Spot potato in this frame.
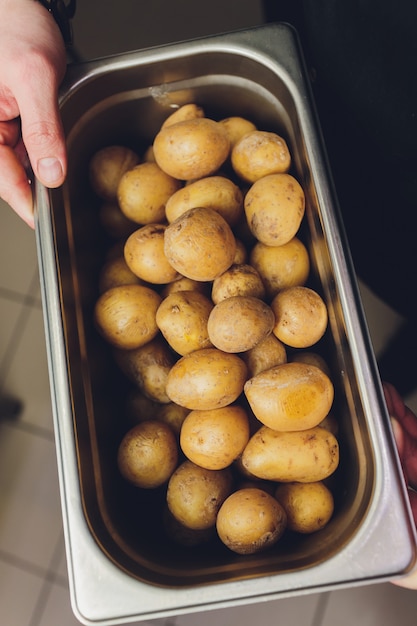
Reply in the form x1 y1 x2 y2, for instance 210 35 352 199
250 237 310 299
165 175 243 226
211 264 266 304
99 201 137 239
164 207 236 281
98 255 144 294
117 421 178 488
216 488 287 554
207 296 275 353
274 481 334 533
167 460 233 530
218 116 257 148
89 145 139 201
124 389 161 425
244 361 334 431
156 402 190 435
242 333 287 378
233 239 248 265
166 348 248 410
114 337 176 403
231 130 291 183
153 117 230 180
124 224 180 284
244 173 305 246
271 286 328 348
160 276 211 298
161 103 205 129
94 284 161 350
156 290 214 355
242 425 339 483
291 351 331 377
117 162 181 224
163 506 215 547
180 405 250 470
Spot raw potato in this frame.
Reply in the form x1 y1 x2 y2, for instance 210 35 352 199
153 117 231 180
244 173 305 246
231 130 291 182
274 481 334 533
250 237 310 299
161 103 205 129
163 506 215 547
165 175 244 226
291 351 331 377
94 284 161 350
98 255 143 294
244 361 334 431
117 161 181 224
211 264 266 304
89 145 139 201
164 207 237 281
218 116 257 148
242 425 339 483
167 460 233 530
117 421 178 488
156 290 213 355
156 402 190 435
271 286 328 348
113 337 176 403
216 488 287 554
161 276 210 297
180 405 250 470
99 201 137 239
207 296 275 353
124 224 180 284
242 333 287 378
166 348 248 410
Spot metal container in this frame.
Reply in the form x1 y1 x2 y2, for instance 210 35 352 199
35 23 416 626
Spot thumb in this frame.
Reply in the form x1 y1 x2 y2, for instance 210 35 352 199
17 84 67 189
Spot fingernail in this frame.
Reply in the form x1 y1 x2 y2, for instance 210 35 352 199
38 157 63 186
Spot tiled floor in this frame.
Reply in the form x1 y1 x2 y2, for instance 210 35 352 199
1 1 417 625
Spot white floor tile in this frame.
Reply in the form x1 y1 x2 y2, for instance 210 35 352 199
3 305 54 433
321 582 417 626
36 581 83 626
0 422 63 571
0 558 45 626
175 593 321 626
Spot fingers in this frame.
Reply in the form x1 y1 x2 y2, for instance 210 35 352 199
11 52 67 190
0 143 34 228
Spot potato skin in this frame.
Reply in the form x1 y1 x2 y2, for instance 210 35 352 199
271 286 328 348
250 237 310 299
89 145 139 201
211 264 266 304
124 224 180 284
231 130 291 183
216 488 287 554
166 348 248 410
242 333 287 378
244 173 305 246
117 161 180 224
94 284 161 350
244 361 334 431
207 295 275 353
165 175 244 226
274 481 334 533
164 207 236 281
117 421 178 488
180 405 250 470
153 117 230 180
242 425 339 483
167 460 233 530
156 290 214 356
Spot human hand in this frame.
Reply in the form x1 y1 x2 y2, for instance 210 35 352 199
383 381 417 589
0 0 67 228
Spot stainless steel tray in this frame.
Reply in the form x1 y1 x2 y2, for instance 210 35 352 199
34 23 416 626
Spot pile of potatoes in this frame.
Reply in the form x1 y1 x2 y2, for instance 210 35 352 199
90 103 340 555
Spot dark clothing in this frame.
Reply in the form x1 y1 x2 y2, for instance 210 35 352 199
263 1 417 394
